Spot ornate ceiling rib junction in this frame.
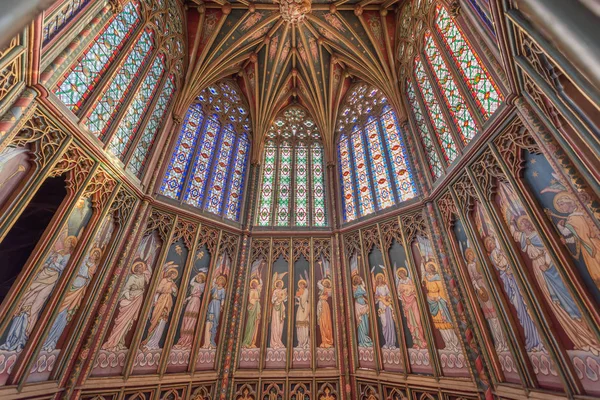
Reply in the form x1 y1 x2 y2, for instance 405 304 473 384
177 0 406 160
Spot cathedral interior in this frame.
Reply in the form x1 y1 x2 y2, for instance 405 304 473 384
0 0 599 399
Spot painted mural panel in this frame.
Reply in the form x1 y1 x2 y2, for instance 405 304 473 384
350 253 376 369
315 255 336 368
496 181 600 394
93 232 162 377
239 256 268 368
292 254 311 368
388 239 432 374
0 145 32 211
368 247 403 372
195 252 231 370
167 245 210 372
264 255 289 369
132 239 188 374
28 213 116 382
0 196 92 386
411 235 468 377
452 219 520 383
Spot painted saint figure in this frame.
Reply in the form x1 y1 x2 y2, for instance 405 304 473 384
1 236 78 351
269 273 288 349
202 275 227 349
295 278 310 349
464 248 508 352
43 247 103 352
241 276 263 348
102 260 150 352
395 267 426 349
352 275 373 347
421 262 461 352
373 271 397 349
142 264 179 350
317 277 334 348
173 271 206 349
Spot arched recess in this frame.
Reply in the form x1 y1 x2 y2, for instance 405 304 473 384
160 79 251 223
336 82 418 223
256 105 327 228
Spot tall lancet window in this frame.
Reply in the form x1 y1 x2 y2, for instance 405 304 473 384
405 3 503 181
336 83 417 223
49 0 185 179
257 106 327 227
160 80 251 222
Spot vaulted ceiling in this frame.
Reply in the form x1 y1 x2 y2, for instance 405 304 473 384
175 0 409 160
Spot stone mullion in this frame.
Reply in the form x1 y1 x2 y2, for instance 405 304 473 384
401 108 434 195
420 47 468 152
39 3 114 88
465 167 581 395
98 43 162 148
289 143 297 226
397 215 443 378
307 145 314 227
410 73 450 173
40 0 106 71
429 25 486 131
376 223 410 377
157 225 202 377
219 135 241 220
178 116 208 206
218 234 251 400
360 128 381 213
271 146 281 226
122 215 178 380
342 134 361 222
376 118 401 204
243 162 260 230
17 177 122 388
76 20 146 121
326 162 338 229
120 69 170 167
199 122 224 211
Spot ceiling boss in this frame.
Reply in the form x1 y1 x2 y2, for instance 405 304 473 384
276 0 312 24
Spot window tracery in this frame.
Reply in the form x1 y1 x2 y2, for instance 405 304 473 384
43 0 91 46
257 106 327 227
160 80 250 223
336 83 417 223
403 3 503 181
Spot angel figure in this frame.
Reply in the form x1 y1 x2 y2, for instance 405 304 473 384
270 271 288 349
295 271 310 349
142 262 179 350
173 269 206 349
316 257 334 348
371 267 396 349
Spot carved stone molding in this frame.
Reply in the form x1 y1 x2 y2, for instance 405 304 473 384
272 239 290 262
470 148 506 201
11 111 68 169
292 238 310 262
109 187 138 226
144 209 174 241
493 119 541 177
49 144 95 193
399 211 428 243
343 231 361 258
379 218 402 251
198 224 219 254
313 238 331 261
452 174 478 212
250 239 270 263
361 225 380 253
437 191 457 228
83 168 117 210
172 218 197 249
219 231 239 259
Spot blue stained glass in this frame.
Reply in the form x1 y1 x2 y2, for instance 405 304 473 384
364 121 394 210
338 134 357 222
350 130 375 216
161 104 204 198
184 117 220 207
224 134 249 221
205 127 235 215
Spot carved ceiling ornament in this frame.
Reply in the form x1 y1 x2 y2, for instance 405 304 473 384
275 0 312 24
397 0 434 81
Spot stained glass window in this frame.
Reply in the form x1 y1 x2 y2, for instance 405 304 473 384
43 0 90 45
160 80 250 222
54 1 140 111
435 5 502 117
336 83 417 223
467 0 495 35
256 106 327 227
85 29 155 138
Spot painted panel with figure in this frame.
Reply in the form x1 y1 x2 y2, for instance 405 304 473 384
411 235 468 377
239 255 268 368
368 246 402 372
167 244 210 372
0 196 93 386
196 252 231 370
315 254 335 368
349 253 376 369
28 213 116 382
497 181 600 394
388 239 432 374
292 254 311 368
264 254 289 369
0 145 32 212
452 218 520 383
472 200 560 389
93 232 162 377
132 238 188 374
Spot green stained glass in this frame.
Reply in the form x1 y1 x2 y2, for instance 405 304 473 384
406 81 445 179
258 141 276 226
86 29 154 138
295 142 308 226
424 33 478 143
414 58 459 164
108 54 165 160
435 5 502 117
276 141 292 226
128 76 175 178
312 142 326 227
